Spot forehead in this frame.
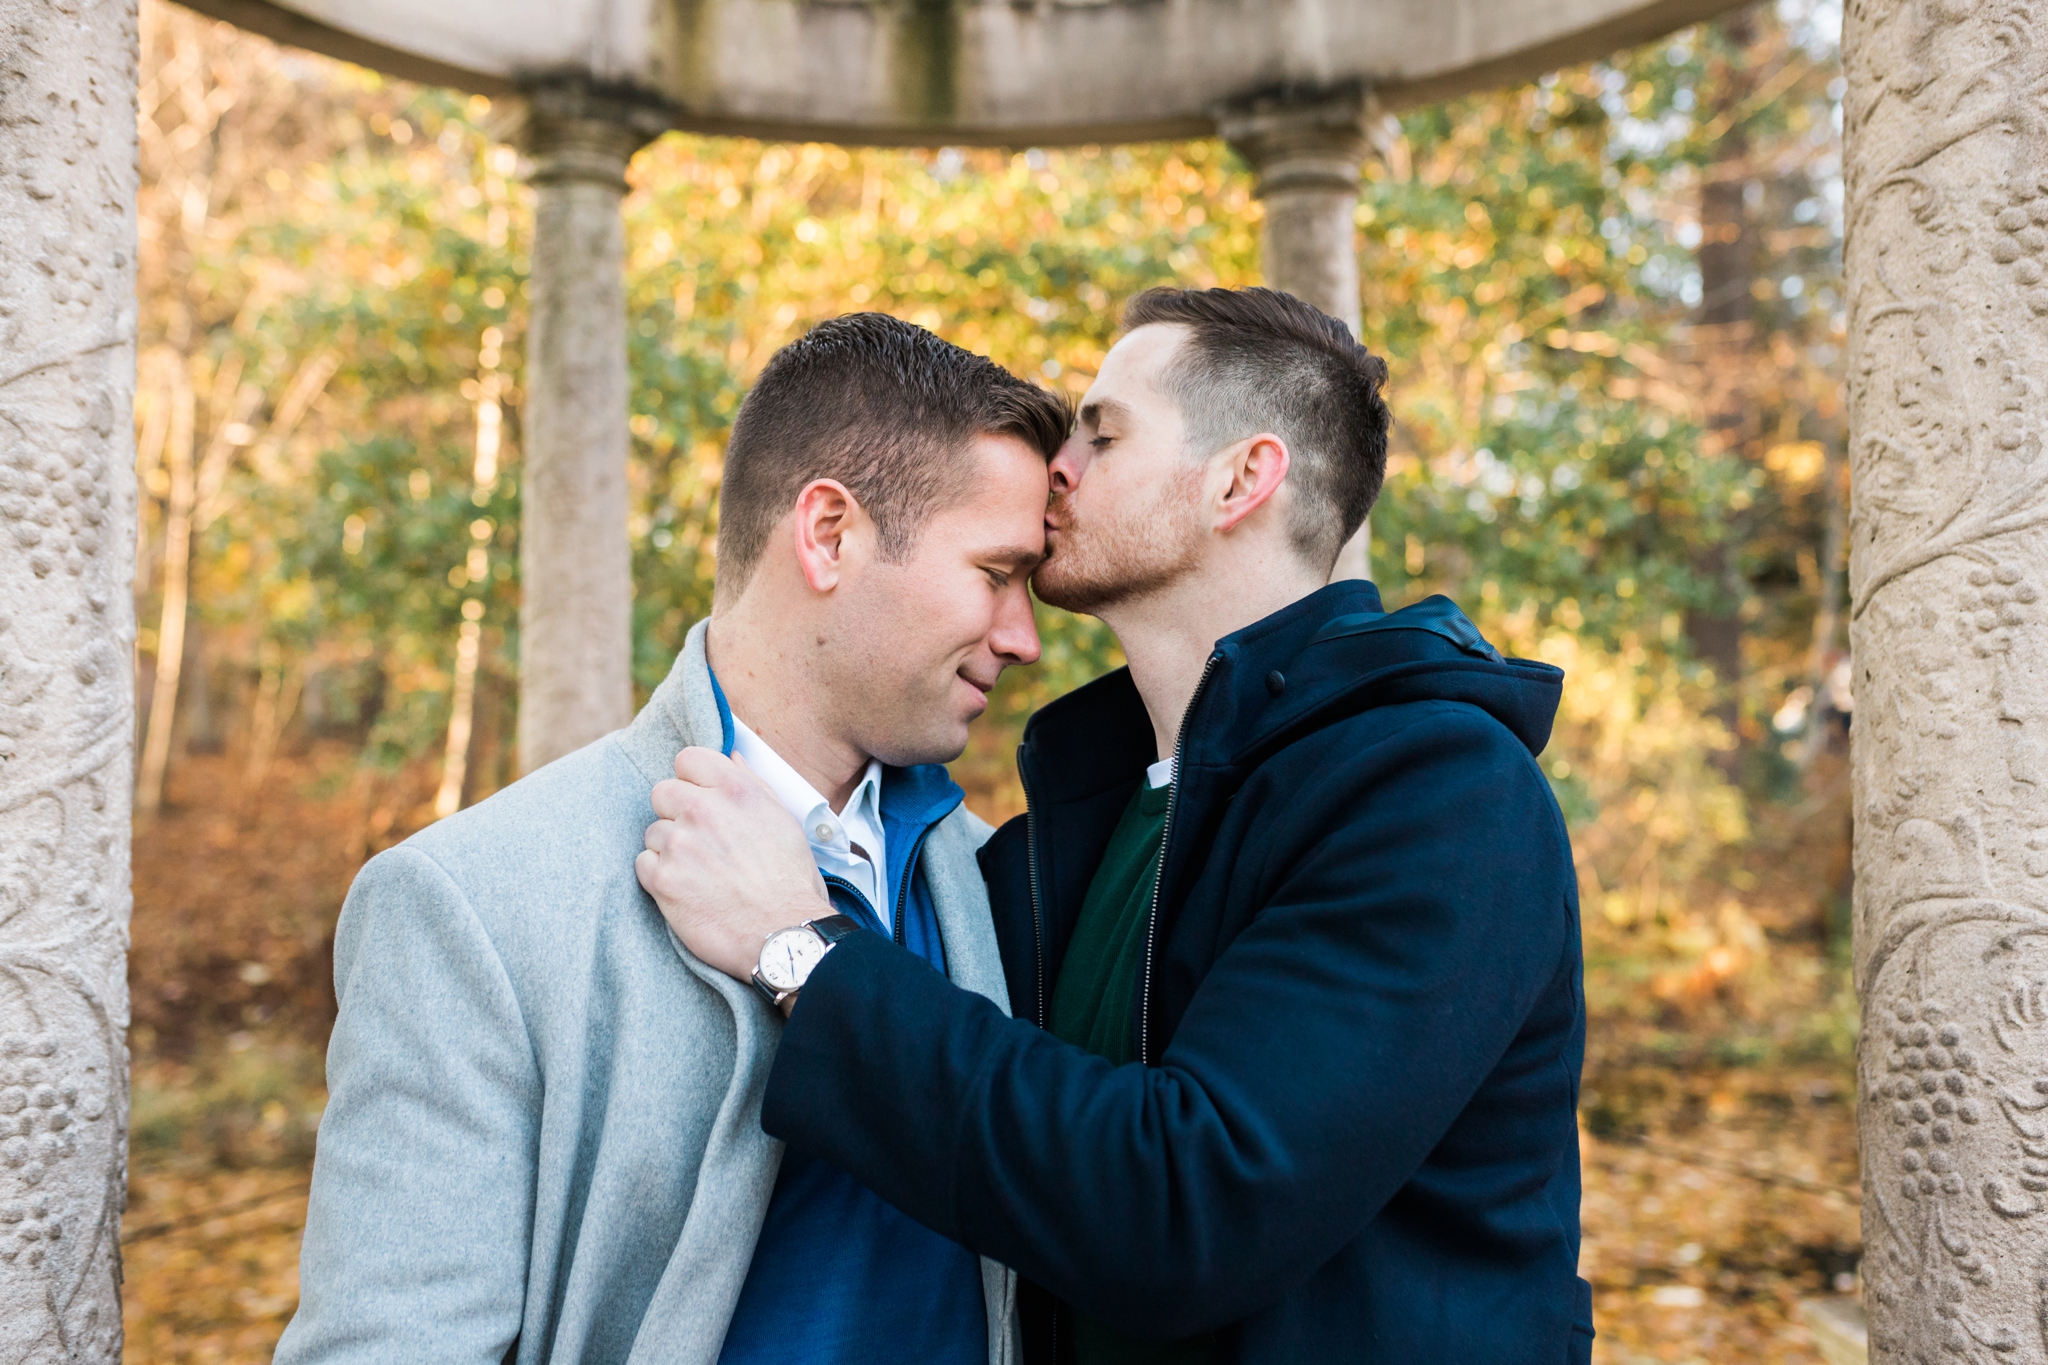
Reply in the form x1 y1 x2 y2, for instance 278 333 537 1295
1083 324 1188 419
952 432 1049 510
921 434 1046 556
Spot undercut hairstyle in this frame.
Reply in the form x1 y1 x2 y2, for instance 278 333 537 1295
714 313 1071 598
1122 286 1392 572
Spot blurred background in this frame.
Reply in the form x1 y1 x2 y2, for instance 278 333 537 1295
123 1 1853 1359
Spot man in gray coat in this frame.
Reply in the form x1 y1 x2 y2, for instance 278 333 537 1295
273 315 1071 1365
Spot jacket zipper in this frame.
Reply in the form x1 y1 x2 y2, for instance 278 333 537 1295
1138 649 1222 1066
818 872 882 935
824 829 935 947
1019 745 1048 1029
1016 745 1056 1358
892 826 934 948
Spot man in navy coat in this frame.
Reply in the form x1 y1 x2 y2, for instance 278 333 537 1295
639 287 1593 1364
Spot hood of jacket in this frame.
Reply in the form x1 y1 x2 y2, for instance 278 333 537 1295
1019 580 1562 811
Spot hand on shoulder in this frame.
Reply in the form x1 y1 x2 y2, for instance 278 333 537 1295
636 746 832 982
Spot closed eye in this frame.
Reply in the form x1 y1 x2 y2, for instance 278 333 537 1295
1090 435 1113 450
985 568 1011 588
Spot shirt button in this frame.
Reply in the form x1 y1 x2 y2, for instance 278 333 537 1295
815 824 833 841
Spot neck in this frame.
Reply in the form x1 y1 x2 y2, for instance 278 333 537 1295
706 602 871 811
1100 548 1328 763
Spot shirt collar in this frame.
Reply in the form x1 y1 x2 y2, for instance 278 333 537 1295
729 715 884 840
846 762 883 826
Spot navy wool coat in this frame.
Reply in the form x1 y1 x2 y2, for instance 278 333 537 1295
763 581 1594 1364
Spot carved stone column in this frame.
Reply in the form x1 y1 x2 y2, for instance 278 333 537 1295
499 85 667 773
1844 4 2048 1358
1222 88 1372 581
0 0 138 1356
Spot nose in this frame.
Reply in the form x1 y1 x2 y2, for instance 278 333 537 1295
1047 435 1091 500
990 582 1042 668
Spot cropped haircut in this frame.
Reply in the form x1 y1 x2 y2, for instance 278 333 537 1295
1122 286 1392 572
714 313 1072 597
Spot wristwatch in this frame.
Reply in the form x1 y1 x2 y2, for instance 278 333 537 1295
751 914 861 1010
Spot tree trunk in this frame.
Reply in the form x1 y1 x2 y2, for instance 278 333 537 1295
0 0 139 1354
238 643 303 825
435 330 507 818
434 614 485 819
1687 9 1763 775
1799 440 1847 769
1844 2 2048 1356
135 367 194 815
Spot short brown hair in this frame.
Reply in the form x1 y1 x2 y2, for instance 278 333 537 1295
1122 287 1392 571
714 314 1071 597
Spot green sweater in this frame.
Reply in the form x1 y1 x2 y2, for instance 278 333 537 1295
1047 780 1217 1365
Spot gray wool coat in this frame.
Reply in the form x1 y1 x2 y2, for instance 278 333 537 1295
273 620 1019 1365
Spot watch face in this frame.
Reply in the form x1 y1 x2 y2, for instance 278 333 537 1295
758 926 828 992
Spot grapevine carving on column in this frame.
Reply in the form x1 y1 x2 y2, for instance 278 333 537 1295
1846 1 2048 1359
0 0 139 1357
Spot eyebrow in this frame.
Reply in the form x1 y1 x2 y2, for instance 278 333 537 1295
982 544 1047 571
1079 396 1134 431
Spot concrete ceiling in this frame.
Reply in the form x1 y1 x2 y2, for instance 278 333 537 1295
180 0 1745 145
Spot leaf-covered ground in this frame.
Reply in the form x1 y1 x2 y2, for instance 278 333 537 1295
124 1164 308 1362
120 1079 1861 1363
123 1096 1859 1358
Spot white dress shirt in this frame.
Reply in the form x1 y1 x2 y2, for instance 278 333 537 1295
730 716 891 923
1146 756 1175 789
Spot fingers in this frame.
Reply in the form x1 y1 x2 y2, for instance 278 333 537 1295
671 745 778 801
651 778 691 821
725 750 778 803
651 773 776 826
635 846 677 909
638 824 692 909
672 745 735 786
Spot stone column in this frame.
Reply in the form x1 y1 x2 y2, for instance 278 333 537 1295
1844 5 2048 1359
500 85 667 773
0 0 138 1357
1221 88 1372 581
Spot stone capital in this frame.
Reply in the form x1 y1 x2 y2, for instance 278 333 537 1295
489 81 673 192
1216 87 1373 198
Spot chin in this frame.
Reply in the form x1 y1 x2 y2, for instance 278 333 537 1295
868 712 974 769
899 727 971 768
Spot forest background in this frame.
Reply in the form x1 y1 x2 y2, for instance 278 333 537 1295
119 1 1860 1360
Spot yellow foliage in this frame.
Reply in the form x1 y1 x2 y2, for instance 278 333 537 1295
1524 630 1749 936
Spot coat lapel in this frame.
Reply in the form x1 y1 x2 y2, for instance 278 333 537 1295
921 810 1018 1361
923 811 1012 1018
622 620 788 1365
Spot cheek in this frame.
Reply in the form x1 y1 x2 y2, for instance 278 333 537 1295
868 578 986 677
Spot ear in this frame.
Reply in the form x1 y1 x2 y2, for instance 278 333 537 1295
1212 434 1291 534
791 479 862 592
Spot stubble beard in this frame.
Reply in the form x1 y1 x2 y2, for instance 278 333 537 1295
1032 467 1205 616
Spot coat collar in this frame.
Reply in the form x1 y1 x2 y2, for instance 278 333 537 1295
618 617 729 786
1018 580 1564 811
1017 580 1389 809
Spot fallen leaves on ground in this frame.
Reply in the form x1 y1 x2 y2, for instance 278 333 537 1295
1581 1063 1859 1364
122 1161 310 1363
